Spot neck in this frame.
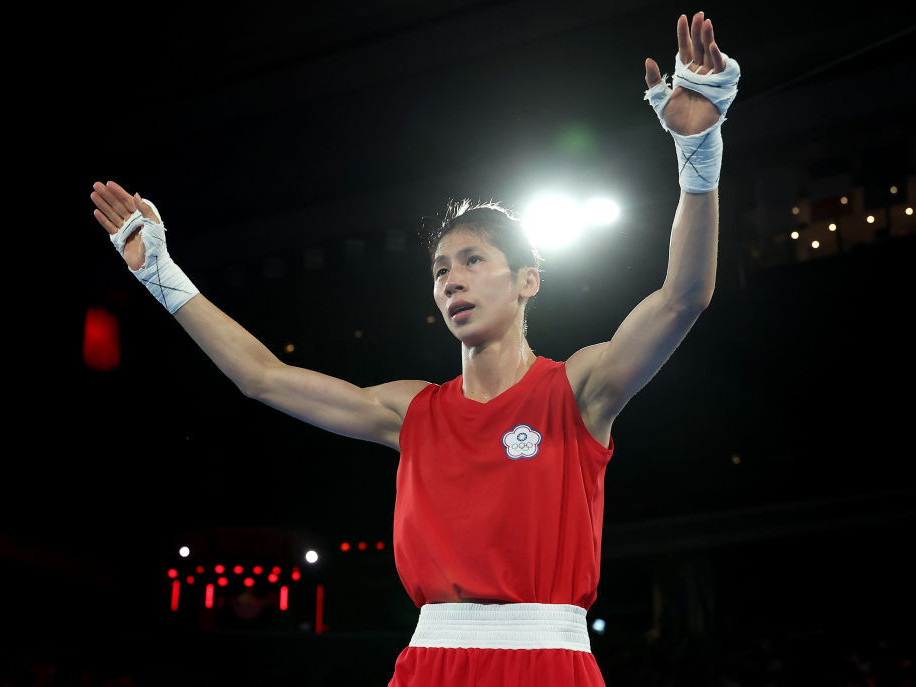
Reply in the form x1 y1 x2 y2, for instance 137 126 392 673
460 336 536 403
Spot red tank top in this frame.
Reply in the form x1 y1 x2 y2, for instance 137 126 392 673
394 356 614 611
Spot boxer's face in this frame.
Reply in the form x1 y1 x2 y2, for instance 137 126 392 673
432 227 538 346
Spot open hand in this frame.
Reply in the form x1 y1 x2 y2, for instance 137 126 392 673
645 12 727 136
91 180 160 271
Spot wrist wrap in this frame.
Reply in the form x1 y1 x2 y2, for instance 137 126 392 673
644 51 740 193
110 198 199 314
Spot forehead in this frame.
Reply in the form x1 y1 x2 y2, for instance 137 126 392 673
433 227 497 261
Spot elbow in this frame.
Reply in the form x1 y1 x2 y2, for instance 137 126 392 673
237 365 272 400
693 288 714 311
662 285 713 313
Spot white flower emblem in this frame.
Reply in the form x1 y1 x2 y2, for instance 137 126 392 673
502 424 542 459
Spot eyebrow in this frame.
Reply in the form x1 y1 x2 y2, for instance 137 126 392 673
432 246 485 270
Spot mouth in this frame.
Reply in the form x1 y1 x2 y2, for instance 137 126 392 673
448 302 475 318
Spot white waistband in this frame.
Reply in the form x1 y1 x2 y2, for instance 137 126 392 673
408 602 591 652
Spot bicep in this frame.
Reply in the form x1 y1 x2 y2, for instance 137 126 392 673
250 363 427 451
569 288 705 421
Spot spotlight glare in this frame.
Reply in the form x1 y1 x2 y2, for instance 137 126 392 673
305 550 319 564
178 546 190 558
522 193 581 249
591 618 606 633
580 197 620 227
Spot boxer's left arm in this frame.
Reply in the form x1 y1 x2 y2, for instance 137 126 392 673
566 189 716 441
566 11 733 443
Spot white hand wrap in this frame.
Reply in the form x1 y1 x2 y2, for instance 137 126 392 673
110 198 199 314
644 51 740 193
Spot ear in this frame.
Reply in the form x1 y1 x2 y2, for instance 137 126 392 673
519 266 540 298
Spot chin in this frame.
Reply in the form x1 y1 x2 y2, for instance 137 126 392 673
452 326 487 348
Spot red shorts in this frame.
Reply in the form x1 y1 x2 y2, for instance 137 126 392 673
387 602 606 687
388 646 606 686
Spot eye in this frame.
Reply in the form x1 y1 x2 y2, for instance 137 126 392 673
468 255 482 265
435 267 448 278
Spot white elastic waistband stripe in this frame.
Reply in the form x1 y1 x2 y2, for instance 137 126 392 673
408 602 592 652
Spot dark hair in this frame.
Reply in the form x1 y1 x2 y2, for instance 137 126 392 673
423 199 544 274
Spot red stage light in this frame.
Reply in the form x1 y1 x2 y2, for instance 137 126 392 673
243 577 255 587
252 566 263 575
205 584 214 608
167 569 178 578
316 584 324 634
358 542 367 550
376 541 385 550
279 586 289 611
272 566 281 574
196 565 205 574
268 573 278 583
215 565 225 574
170 580 180 612
186 576 195 585
83 307 120 372
340 542 351 551
291 569 301 581
217 577 228 587
233 565 244 574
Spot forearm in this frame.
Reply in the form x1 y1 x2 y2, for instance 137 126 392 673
173 294 281 396
661 188 718 309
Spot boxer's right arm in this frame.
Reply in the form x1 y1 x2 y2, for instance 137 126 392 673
174 295 427 451
92 180 425 451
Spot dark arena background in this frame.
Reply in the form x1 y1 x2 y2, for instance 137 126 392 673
6 1 915 685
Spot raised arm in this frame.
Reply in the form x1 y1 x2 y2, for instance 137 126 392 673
174 294 427 451
91 180 427 452
566 11 739 444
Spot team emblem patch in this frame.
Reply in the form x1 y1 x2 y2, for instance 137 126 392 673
502 424 542 460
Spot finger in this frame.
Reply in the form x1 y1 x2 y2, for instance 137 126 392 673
105 180 134 204
645 57 662 88
93 207 120 235
709 40 726 73
702 19 715 71
105 180 141 218
676 14 691 65
94 181 131 219
690 11 705 67
91 190 125 228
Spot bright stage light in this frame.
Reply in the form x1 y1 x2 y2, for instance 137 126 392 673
305 550 319 564
179 546 190 558
522 193 581 249
522 192 620 249
580 197 620 227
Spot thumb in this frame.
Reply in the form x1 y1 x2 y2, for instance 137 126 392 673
645 57 662 88
133 193 161 223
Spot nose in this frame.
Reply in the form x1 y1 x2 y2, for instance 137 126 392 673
445 277 467 298
444 276 466 298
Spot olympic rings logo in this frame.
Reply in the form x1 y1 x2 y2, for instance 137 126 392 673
502 424 542 459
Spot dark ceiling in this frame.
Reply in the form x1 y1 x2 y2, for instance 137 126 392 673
10 0 916 586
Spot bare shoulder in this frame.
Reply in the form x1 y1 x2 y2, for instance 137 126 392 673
366 379 433 421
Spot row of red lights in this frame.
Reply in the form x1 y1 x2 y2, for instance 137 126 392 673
168 565 302 584
340 541 385 551
170 580 293 613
